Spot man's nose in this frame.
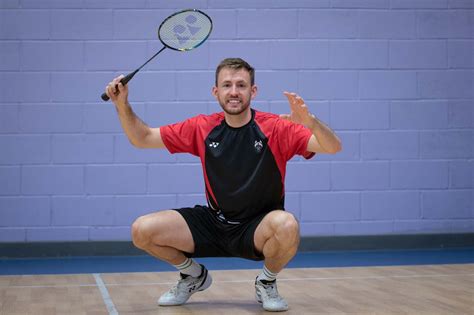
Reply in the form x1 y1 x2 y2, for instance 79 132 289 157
230 85 238 95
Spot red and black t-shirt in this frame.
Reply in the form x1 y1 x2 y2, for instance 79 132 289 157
160 109 315 221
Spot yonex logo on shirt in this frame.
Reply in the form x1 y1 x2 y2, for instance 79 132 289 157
209 142 219 148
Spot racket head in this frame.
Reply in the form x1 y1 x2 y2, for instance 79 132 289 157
158 9 213 52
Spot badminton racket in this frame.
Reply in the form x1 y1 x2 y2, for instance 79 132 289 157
101 9 213 101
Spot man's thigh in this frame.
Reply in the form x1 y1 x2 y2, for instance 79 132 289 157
139 210 195 254
253 210 298 253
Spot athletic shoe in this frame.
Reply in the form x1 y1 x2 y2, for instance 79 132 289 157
255 278 289 312
158 264 212 306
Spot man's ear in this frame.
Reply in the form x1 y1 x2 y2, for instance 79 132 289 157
212 86 218 98
251 85 258 99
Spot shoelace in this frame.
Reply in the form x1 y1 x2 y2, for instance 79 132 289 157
263 282 282 300
168 284 179 295
168 277 187 295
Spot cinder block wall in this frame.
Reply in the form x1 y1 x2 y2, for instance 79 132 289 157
0 0 472 242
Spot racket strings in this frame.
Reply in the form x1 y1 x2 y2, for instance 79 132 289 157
159 11 212 51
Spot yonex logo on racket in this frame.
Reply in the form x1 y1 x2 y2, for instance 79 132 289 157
160 10 212 52
173 14 202 44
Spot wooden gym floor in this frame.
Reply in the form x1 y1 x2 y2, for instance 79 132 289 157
1 263 473 314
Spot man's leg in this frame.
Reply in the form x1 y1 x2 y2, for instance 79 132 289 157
131 210 212 306
254 210 300 273
131 210 194 265
253 210 300 311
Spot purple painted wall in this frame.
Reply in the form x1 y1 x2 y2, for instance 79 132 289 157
0 0 472 242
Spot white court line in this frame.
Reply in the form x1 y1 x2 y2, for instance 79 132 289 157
93 273 119 315
94 272 474 286
2 272 472 289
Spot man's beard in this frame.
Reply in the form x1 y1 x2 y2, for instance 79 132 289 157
219 97 251 116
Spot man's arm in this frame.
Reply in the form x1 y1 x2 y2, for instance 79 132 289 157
281 92 342 154
306 117 341 154
105 75 166 149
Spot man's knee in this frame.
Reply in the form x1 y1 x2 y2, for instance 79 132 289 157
131 215 153 249
273 211 300 245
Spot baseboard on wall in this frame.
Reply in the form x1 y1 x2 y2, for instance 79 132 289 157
0 241 142 258
1 233 473 258
298 233 474 252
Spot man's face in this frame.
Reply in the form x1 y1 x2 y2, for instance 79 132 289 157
212 68 257 116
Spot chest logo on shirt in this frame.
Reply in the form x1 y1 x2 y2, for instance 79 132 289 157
209 142 219 148
254 140 263 153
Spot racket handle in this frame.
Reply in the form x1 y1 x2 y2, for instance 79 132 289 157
100 70 138 102
101 92 111 101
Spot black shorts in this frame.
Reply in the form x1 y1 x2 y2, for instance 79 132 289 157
174 205 268 261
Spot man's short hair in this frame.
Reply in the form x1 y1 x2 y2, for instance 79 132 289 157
215 58 255 86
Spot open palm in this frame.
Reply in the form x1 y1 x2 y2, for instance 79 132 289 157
280 92 315 128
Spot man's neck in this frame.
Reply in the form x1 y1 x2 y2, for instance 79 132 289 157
224 107 252 128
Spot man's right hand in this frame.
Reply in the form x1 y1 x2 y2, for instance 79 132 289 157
105 74 129 107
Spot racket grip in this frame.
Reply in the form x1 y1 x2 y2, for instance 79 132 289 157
101 92 110 101
100 71 137 102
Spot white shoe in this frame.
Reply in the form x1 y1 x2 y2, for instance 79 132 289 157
158 264 212 306
255 278 289 312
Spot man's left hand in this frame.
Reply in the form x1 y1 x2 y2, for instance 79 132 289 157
280 92 316 129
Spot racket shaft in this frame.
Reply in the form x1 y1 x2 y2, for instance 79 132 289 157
100 46 166 102
137 46 166 71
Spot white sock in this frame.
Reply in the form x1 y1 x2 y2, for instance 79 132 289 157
257 265 278 282
173 258 202 277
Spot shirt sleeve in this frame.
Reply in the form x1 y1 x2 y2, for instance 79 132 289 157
278 119 315 161
160 116 201 156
